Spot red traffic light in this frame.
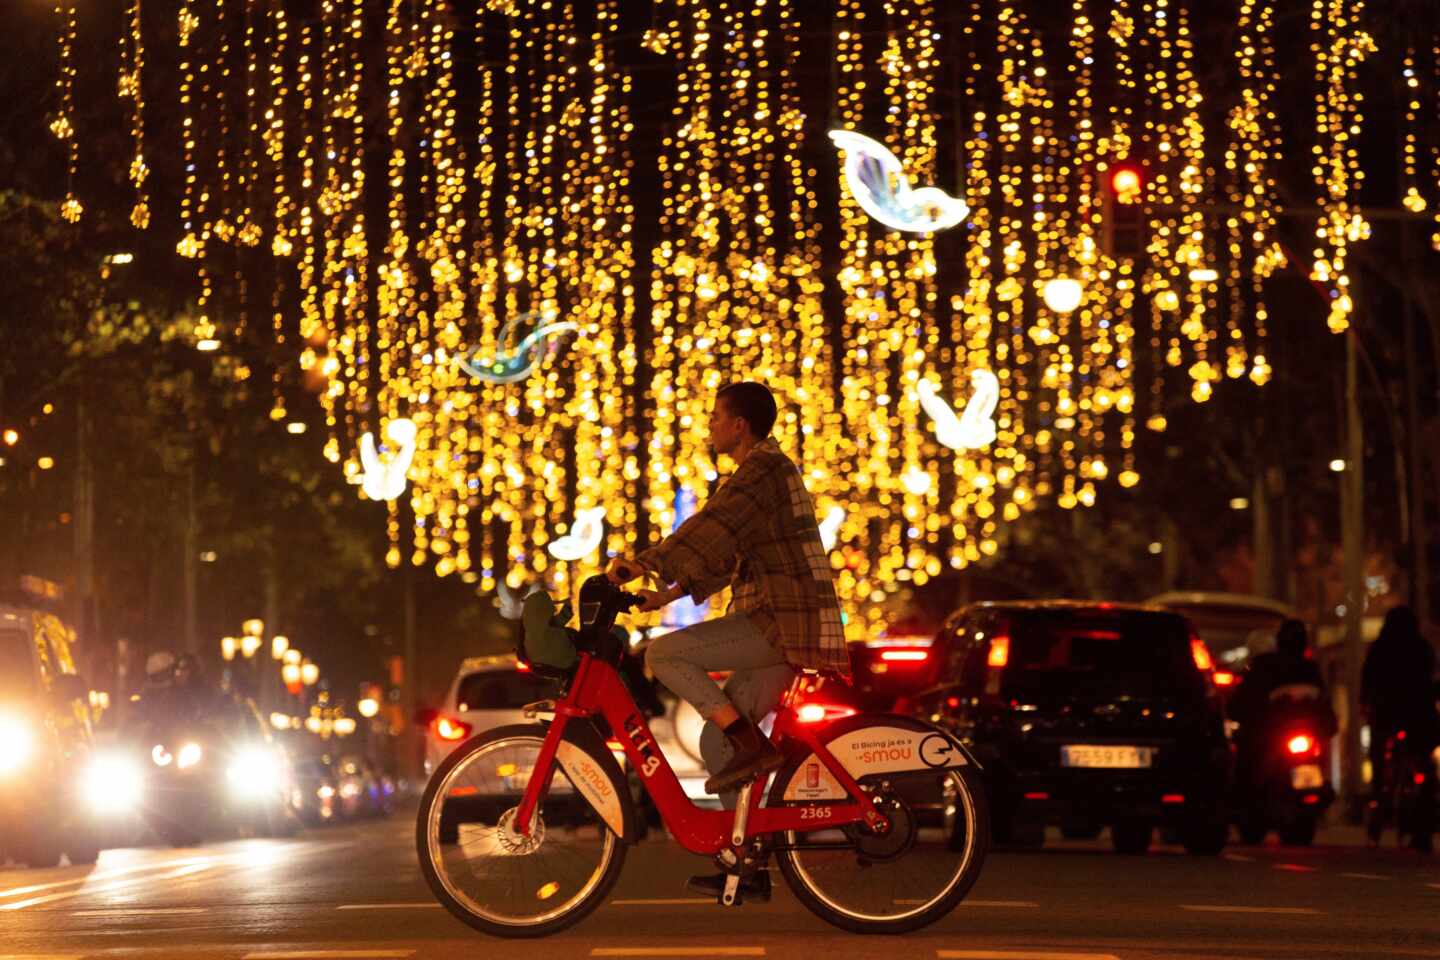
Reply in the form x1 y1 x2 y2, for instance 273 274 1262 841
1109 164 1144 204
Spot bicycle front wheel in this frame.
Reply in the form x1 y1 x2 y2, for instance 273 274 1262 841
774 760 989 934
416 725 626 937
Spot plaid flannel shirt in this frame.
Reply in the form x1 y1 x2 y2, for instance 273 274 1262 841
638 439 850 676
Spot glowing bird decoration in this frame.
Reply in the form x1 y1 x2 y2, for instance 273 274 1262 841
818 506 845 552
828 129 969 233
495 582 525 621
457 312 580 384
359 418 417 502
915 369 1000 451
547 506 607 562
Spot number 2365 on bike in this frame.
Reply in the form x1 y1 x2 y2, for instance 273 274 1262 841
416 576 990 937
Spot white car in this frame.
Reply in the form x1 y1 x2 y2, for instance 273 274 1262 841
422 653 711 807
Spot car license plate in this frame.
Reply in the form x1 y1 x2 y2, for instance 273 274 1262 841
1061 744 1154 768
1291 764 1324 790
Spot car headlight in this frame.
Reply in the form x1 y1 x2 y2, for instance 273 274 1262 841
86 751 144 815
177 742 203 769
152 744 173 767
0 713 33 776
227 747 280 798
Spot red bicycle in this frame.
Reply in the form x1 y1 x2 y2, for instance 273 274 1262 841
416 576 989 937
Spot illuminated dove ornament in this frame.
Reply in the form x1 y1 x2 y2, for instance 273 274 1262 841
458 311 579 384
828 129 969 233
915 370 999 451
547 506 607 562
359 418 417 502
818 506 845 552
495 582 525 620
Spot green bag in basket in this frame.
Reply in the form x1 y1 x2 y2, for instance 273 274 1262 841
520 590 578 672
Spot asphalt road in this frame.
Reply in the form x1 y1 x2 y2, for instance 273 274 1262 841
2 813 1438 960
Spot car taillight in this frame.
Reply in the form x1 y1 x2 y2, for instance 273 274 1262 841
515 661 531 672
1213 670 1236 687
1286 734 1316 757
1190 637 1214 673
435 716 472 741
879 649 929 663
796 703 858 724
987 635 1010 668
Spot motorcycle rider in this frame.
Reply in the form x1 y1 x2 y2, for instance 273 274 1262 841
1231 620 1336 799
1362 605 1436 851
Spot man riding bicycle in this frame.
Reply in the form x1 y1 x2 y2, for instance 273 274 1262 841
606 381 850 897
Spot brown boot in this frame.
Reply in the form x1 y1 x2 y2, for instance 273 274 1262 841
704 717 784 795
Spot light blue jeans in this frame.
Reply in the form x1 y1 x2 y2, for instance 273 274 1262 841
645 612 795 805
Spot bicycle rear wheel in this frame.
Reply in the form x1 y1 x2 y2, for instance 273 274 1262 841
416 725 626 937
774 761 989 934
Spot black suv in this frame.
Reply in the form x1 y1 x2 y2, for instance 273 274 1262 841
909 601 1231 855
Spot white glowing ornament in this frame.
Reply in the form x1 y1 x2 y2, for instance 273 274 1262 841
359 418 417 502
817 506 845 552
457 312 579 384
1042 277 1084 314
901 465 932 496
547 506 607 562
915 369 999 451
495 582 524 620
828 130 969 233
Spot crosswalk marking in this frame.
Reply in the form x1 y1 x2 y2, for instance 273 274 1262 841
1273 863 1319 873
335 904 442 911
590 950 766 958
0 857 212 902
611 898 716 906
1 864 219 912
1222 853 1255 862
1340 872 1389 880
73 907 208 917
936 951 1122 960
242 953 416 960
1181 904 1322 915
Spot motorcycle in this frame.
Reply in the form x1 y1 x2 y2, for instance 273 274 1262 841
1233 683 1335 846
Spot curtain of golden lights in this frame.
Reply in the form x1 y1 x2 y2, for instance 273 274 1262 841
49 0 1419 629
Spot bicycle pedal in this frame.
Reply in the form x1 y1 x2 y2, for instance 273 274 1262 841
721 873 741 906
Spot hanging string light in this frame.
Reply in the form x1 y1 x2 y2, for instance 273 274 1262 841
120 0 149 229
1309 0 1376 333
52 1 81 223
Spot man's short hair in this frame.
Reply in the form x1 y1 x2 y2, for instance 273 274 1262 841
717 381 777 439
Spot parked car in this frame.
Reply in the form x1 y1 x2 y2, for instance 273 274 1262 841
908 601 1232 855
293 754 341 825
334 754 397 818
0 604 102 867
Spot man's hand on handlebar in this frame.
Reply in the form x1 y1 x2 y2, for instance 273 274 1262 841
606 556 647 585
635 588 671 613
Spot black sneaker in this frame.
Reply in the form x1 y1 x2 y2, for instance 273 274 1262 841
687 871 771 903
704 719 784 795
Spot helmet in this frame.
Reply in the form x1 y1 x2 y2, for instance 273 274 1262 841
145 650 177 682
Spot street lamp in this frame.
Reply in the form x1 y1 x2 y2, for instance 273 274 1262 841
301 660 319 686
357 697 380 719
271 634 289 660
282 662 302 688
220 636 238 661
283 648 302 666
